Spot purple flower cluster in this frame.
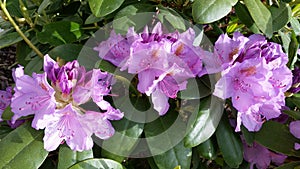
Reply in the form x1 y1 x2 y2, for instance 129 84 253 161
213 32 293 132
94 22 207 115
11 55 123 151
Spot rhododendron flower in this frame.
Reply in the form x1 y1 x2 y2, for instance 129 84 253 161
94 22 208 115
213 33 292 132
289 121 300 150
11 55 123 151
0 87 12 121
243 140 287 169
11 66 56 129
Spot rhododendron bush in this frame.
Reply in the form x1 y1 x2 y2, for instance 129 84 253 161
0 0 300 168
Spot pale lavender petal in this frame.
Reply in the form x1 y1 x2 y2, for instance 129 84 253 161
295 143 300 150
270 152 287 165
151 89 169 116
290 121 300 139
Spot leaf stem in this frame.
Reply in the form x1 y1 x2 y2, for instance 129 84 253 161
0 1 44 58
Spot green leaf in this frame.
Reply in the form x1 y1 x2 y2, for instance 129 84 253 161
283 110 300 120
152 141 192 169
95 60 118 74
37 21 82 46
184 96 224 147
85 14 103 25
244 0 273 37
0 32 27 49
216 115 243 168
16 41 31 65
48 44 83 62
58 145 93 169
287 31 299 69
38 0 52 14
0 126 13 140
112 4 155 34
255 121 300 157
290 17 300 36
68 158 125 169
0 122 48 169
178 75 212 100
192 0 238 24
196 137 217 160
1 106 13 121
278 30 291 53
241 126 255 146
24 56 43 75
88 0 124 17
157 6 186 31
275 162 300 169
6 0 23 17
270 2 292 31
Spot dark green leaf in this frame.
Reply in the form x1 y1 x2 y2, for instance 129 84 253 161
85 14 103 25
0 122 48 169
24 56 43 75
16 41 31 65
287 31 299 69
1 106 13 121
58 144 93 169
37 21 81 46
88 0 124 17
275 161 300 169
38 0 51 14
152 141 192 169
68 158 125 169
216 115 243 168
241 126 255 146
278 30 291 53
0 126 13 140
6 0 22 17
178 76 212 100
270 2 291 31
95 60 117 74
0 32 27 49
192 0 238 24
196 137 217 160
184 96 224 147
244 0 273 37
283 110 300 120
48 44 83 62
255 121 300 157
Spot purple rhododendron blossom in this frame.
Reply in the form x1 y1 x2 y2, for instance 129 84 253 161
11 66 56 129
289 121 300 150
0 87 12 121
94 22 209 115
213 33 293 132
243 140 287 169
11 55 123 152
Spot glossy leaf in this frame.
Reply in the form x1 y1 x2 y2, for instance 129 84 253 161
68 158 125 169
287 32 299 69
290 17 300 36
235 2 260 34
157 6 186 31
184 96 224 147
0 126 13 140
244 0 273 37
24 56 43 75
196 137 217 160
57 145 93 169
37 21 81 46
1 106 13 120
48 44 83 61
255 121 300 157
88 0 124 17
192 0 238 24
178 76 212 100
216 115 243 168
0 32 27 49
283 110 300 120
270 2 291 31
0 122 48 169
152 140 192 169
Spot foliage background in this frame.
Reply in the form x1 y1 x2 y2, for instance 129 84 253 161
0 0 300 168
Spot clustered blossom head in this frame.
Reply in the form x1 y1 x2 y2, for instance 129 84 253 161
11 55 123 151
213 32 293 132
94 22 208 115
243 140 287 169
